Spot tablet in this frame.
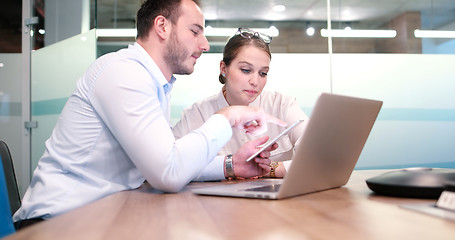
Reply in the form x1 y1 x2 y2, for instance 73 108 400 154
245 119 304 162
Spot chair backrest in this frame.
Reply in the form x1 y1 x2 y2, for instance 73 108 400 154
0 155 16 237
0 140 21 215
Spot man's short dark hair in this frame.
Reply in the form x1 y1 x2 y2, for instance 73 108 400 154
136 0 201 39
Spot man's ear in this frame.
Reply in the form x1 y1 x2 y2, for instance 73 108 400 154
154 15 170 40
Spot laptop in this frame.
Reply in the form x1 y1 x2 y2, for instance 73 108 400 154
192 93 383 199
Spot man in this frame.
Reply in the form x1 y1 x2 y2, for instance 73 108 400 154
13 0 285 229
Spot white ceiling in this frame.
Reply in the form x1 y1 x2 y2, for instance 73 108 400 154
95 0 455 30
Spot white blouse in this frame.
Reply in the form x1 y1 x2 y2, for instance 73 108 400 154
173 89 309 180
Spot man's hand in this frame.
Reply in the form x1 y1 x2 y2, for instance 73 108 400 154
216 106 287 136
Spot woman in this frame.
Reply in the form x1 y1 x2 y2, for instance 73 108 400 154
173 27 309 179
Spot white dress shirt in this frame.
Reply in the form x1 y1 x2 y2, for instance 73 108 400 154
173 90 309 181
13 43 232 221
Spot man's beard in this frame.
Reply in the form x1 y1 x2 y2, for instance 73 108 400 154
164 30 193 75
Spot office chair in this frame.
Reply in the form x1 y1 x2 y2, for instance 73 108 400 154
0 140 21 215
0 155 16 237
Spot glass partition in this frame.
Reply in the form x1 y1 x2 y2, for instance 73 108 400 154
93 0 140 57
91 0 455 55
330 54 455 169
329 0 455 54
0 1 26 195
0 54 24 194
30 29 97 170
171 52 455 169
324 0 455 168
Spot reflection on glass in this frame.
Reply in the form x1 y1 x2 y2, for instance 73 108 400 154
90 0 454 54
0 1 22 53
33 0 45 50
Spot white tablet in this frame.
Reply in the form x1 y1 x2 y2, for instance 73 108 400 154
245 119 304 162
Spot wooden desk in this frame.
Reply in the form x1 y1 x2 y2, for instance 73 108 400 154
6 170 455 240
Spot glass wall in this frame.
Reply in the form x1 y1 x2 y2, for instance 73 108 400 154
31 30 97 170
92 0 455 54
328 0 455 54
0 54 23 193
93 0 140 56
0 1 25 194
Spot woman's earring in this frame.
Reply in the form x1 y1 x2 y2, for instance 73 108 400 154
222 73 226 77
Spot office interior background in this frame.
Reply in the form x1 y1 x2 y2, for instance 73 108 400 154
0 0 454 197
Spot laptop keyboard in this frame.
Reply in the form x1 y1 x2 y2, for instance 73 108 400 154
245 184 281 192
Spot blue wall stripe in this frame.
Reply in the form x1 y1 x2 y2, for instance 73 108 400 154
1 99 454 121
302 107 455 122
355 161 455 170
0 102 21 116
32 98 68 116
377 108 455 121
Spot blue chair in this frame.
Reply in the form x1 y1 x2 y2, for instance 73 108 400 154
0 140 21 215
0 155 15 238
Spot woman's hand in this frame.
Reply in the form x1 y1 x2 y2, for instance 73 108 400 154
225 136 279 179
